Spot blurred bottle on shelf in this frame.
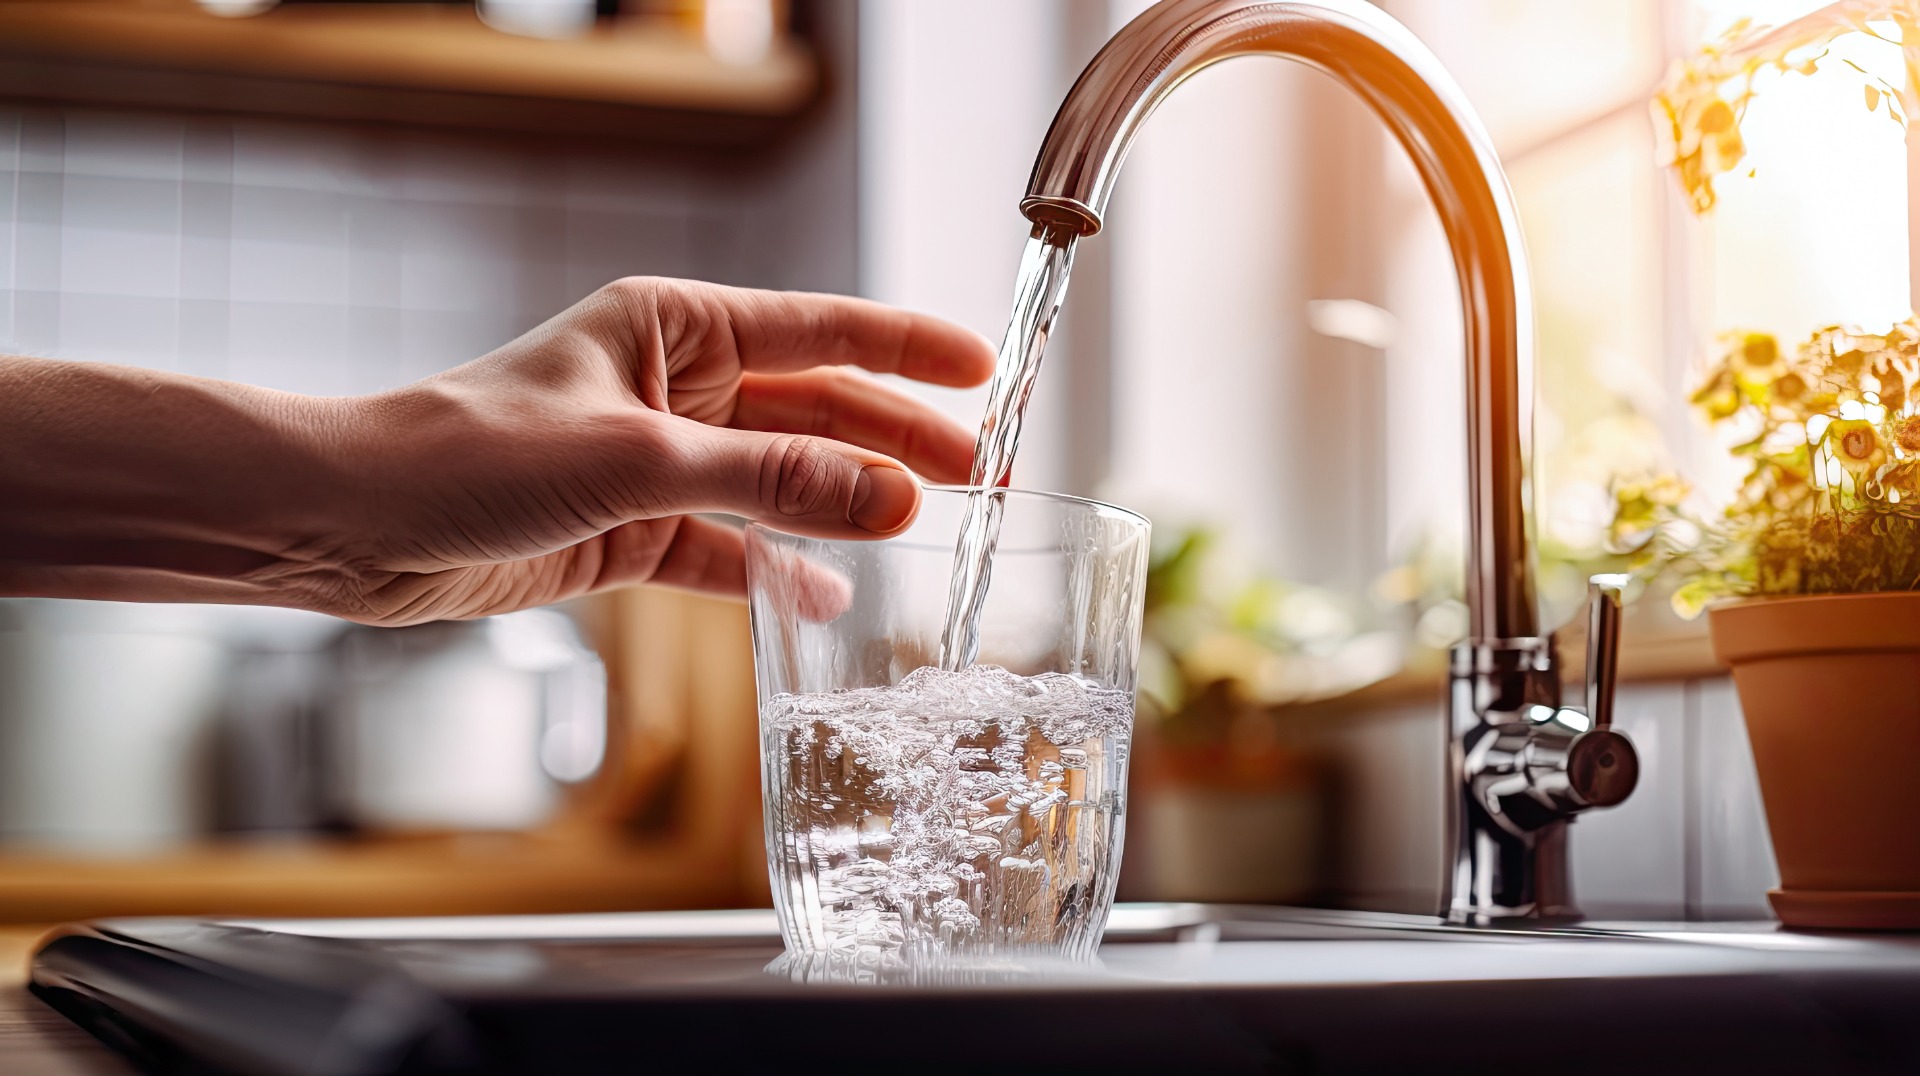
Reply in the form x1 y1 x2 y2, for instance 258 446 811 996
478 0 599 39
197 0 280 15
638 0 786 65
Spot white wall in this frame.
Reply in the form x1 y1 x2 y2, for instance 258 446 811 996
858 1 1392 587
857 0 1073 491
1104 56 1312 567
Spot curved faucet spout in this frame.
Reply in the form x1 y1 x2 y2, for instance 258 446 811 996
1023 0 1641 922
1022 0 1536 643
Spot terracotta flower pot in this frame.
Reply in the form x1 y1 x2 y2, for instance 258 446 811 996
1709 592 1920 929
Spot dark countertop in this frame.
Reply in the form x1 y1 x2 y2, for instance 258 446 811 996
23 908 1920 1074
1 928 129 1076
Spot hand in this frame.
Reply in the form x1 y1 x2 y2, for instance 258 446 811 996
0 279 994 625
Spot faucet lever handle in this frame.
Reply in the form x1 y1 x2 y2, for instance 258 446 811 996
1567 574 1636 808
1584 574 1627 729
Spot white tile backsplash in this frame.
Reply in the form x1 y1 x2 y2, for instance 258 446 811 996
0 105 806 392
181 121 235 186
227 301 352 395
399 203 522 312
562 206 691 296
229 120 368 194
396 306 530 383
176 297 230 379
180 229 233 304
396 138 533 206
61 114 184 181
18 112 65 173
230 238 351 308
10 290 59 355
13 173 63 296
0 172 15 297
1314 697 1447 913
345 305 404 390
62 227 180 300
57 292 178 369
0 111 18 172
59 174 180 236
1570 682 1688 918
1694 678 1780 917
561 151 696 214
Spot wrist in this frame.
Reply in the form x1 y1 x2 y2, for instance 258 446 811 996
0 357 365 611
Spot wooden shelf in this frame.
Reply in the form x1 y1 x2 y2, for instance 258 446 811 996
0 832 752 924
0 1 819 144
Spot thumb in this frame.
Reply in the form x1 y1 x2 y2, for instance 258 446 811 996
656 419 923 538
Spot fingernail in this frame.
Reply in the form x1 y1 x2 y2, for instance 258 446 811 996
850 465 919 533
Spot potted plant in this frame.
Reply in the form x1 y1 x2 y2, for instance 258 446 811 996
1614 321 1920 929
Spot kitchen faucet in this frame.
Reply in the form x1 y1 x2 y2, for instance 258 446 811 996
1020 0 1640 922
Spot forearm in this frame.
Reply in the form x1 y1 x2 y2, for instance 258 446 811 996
0 356 359 609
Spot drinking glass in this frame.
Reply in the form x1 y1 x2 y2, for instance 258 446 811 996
746 487 1150 962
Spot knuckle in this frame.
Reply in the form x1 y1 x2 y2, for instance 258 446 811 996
760 435 848 518
600 275 661 305
592 276 670 333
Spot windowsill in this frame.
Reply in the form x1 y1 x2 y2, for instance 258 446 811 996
1268 620 1724 723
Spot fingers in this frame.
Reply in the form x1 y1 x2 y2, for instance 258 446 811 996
594 515 851 621
603 514 746 596
606 516 850 620
643 417 923 539
519 515 852 622
633 279 996 387
727 289 996 386
744 531 853 622
731 368 977 484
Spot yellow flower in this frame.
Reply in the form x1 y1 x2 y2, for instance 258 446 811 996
1884 460 1920 499
1691 367 1741 420
1897 417 1920 453
1737 333 1779 372
1608 475 1690 552
1833 348 1869 376
1826 418 1887 476
1657 81 1747 214
1772 371 1807 405
1877 368 1908 412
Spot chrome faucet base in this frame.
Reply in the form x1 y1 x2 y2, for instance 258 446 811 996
1447 820 1578 925
1446 584 1639 922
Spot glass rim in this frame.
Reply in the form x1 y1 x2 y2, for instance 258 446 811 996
742 485 1150 550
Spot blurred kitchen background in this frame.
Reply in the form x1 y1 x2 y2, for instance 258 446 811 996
0 0 1908 924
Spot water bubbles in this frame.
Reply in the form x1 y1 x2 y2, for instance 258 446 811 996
763 665 1132 960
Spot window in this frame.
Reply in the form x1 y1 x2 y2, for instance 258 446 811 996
861 0 1914 647
1386 0 1911 625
